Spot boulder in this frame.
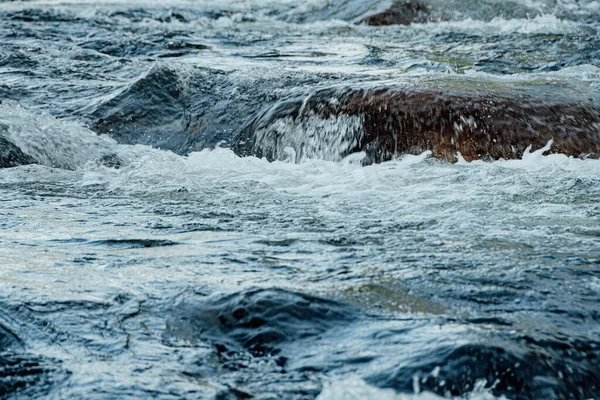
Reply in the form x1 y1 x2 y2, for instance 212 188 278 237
283 0 432 25
357 1 430 25
88 64 340 155
90 65 192 153
232 83 600 163
0 135 36 168
0 100 120 170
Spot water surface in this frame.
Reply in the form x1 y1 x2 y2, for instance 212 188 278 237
0 0 599 398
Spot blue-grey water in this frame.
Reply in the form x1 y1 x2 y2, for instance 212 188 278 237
0 0 599 399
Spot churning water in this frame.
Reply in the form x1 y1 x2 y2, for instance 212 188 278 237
0 0 599 399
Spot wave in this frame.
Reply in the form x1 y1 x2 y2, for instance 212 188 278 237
317 377 503 400
0 100 121 170
412 13 589 35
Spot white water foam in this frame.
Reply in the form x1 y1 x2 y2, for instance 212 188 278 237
0 100 120 170
75 142 599 207
317 377 507 400
413 13 587 35
252 114 365 162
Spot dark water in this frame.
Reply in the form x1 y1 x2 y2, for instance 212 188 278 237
0 0 600 399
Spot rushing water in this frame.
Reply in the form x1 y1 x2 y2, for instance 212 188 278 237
1 0 600 399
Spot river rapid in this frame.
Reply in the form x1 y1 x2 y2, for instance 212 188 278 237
0 0 599 399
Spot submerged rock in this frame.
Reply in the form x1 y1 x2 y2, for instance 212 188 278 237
232 82 600 163
283 0 432 25
88 64 338 155
357 1 430 26
0 100 122 170
90 65 192 153
86 65 600 165
164 288 356 357
0 135 36 168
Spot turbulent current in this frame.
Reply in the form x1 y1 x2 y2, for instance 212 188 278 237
1 0 600 399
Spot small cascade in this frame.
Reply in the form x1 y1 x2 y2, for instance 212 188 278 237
0 100 120 170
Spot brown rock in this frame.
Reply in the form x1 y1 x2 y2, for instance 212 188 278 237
232 84 600 163
357 2 430 26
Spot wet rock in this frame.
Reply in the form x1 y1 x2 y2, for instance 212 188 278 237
0 135 36 168
97 153 123 169
90 64 260 153
232 82 600 163
165 288 356 357
0 100 122 170
357 2 430 26
283 0 552 25
89 64 336 155
282 0 433 25
90 65 189 152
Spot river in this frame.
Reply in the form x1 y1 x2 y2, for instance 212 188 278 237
0 0 599 399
